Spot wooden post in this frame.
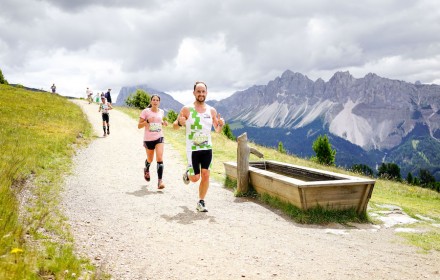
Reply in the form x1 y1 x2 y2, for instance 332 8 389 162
237 132 263 194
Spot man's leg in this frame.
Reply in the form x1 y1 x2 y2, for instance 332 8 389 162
102 119 107 136
198 169 210 200
106 115 110 134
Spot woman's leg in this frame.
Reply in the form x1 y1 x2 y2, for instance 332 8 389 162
155 143 164 181
144 148 155 181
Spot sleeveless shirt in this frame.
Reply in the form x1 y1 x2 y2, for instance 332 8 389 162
185 104 213 151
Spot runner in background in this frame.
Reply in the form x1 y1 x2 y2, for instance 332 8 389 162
99 95 113 137
86 87 93 104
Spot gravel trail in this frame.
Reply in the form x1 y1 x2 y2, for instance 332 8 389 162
62 99 440 280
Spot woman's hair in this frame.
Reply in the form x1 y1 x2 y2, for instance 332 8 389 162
193 81 207 91
147 94 161 108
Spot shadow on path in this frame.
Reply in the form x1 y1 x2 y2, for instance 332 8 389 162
161 206 217 225
126 185 165 197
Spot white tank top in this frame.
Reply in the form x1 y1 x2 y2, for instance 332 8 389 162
185 104 213 151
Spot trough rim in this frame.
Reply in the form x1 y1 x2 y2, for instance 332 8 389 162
223 160 376 188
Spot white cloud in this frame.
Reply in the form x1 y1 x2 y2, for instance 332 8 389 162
1 0 440 101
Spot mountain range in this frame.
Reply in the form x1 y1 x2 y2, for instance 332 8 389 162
116 71 440 180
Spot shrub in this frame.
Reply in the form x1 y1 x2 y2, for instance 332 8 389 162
166 109 178 123
125 89 151 110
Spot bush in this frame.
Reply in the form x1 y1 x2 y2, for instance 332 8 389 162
125 89 151 110
166 110 178 123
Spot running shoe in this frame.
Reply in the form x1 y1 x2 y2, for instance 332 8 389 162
103 133 107 137
182 170 190 185
196 200 208 212
158 179 165 189
144 168 150 181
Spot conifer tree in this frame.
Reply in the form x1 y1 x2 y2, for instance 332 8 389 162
0 69 8 84
312 134 336 165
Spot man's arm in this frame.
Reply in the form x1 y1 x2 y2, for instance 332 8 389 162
211 107 224 133
173 107 189 129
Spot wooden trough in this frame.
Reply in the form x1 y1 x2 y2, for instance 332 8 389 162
224 160 375 214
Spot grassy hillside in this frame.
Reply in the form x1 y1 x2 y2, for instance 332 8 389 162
121 106 440 251
0 85 101 279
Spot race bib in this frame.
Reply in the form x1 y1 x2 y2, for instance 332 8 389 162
101 104 109 114
149 122 162 132
192 132 209 146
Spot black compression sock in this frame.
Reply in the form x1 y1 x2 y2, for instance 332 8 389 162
157 161 164 179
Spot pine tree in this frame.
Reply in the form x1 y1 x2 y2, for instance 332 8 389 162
222 123 235 140
406 172 413 185
278 141 286 154
0 69 8 85
312 134 336 165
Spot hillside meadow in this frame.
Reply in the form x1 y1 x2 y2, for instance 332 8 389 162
1 85 439 278
0 84 101 279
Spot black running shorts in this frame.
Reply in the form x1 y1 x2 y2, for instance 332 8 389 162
143 137 164 150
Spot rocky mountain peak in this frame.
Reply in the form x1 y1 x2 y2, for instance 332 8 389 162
218 70 440 151
329 71 355 86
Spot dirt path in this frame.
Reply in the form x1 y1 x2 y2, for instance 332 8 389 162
62 100 440 280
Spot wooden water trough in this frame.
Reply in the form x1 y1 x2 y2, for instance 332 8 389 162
224 160 375 214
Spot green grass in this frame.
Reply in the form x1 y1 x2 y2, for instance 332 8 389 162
260 193 368 224
397 231 440 252
0 84 104 279
119 105 440 251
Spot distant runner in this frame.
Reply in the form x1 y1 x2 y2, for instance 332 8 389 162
98 96 113 137
86 87 93 104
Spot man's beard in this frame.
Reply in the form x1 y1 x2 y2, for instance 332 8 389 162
196 96 205 103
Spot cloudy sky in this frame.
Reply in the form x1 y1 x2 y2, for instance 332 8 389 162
1 0 439 105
